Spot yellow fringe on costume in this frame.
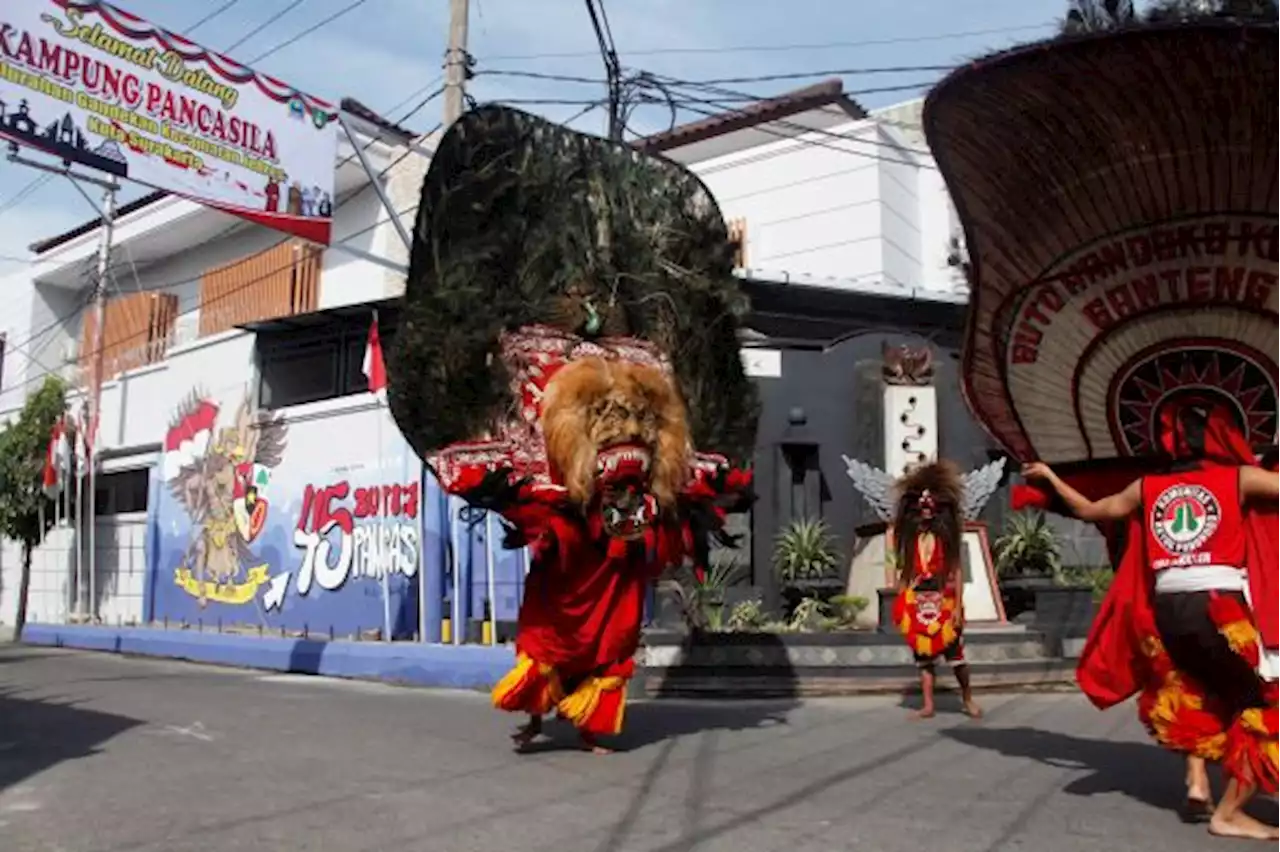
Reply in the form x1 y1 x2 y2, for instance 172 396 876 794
1219 618 1260 659
1139 670 1228 761
557 672 628 736
492 653 563 716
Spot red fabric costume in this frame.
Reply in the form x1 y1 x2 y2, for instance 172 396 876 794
434 327 751 738
1017 407 1278 793
892 537 964 661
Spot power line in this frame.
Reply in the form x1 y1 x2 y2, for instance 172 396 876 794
670 65 955 86
474 64 953 87
0 174 54 218
491 79 933 111
656 75 938 155
223 0 309 54
671 99 931 170
185 0 244 35
8 100 444 395
583 0 624 139
649 79 937 169
474 69 605 84
246 0 374 64
5 79 444 367
12 193 425 398
481 23 1055 62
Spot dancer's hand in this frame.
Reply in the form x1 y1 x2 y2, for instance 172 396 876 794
1021 461 1055 483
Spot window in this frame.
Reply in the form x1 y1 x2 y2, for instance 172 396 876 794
94 468 150 516
257 311 398 410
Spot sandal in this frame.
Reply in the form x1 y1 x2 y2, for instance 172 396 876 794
1178 797 1213 824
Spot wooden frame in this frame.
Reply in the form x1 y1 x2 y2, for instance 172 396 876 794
960 521 1006 623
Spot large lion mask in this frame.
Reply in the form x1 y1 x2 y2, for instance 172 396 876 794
542 356 690 539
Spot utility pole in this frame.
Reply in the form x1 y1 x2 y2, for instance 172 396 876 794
86 185 116 624
5 144 117 624
443 0 470 126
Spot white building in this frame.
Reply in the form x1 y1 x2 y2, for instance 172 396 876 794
640 80 963 297
0 99 424 630
0 83 970 632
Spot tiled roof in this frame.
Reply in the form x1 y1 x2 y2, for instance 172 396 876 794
636 78 867 153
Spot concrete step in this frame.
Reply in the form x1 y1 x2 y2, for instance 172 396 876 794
640 657 1078 699
639 632 1060 670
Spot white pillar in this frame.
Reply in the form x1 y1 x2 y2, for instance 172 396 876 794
883 385 938 478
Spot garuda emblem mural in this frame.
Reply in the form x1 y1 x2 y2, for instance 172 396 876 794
163 391 288 607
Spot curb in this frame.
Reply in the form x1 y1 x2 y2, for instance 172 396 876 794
20 624 515 691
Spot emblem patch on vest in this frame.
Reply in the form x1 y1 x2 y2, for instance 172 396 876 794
1150 484 1221 554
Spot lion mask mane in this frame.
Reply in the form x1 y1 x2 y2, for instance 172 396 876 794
893 460 964 581
542 356 691 514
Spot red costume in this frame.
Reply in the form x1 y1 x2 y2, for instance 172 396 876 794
433 328 751 738
893 536 965 663
388 105 759 747
1018 408 1278 794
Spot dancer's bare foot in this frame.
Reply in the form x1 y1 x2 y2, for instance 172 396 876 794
511 716 542 751
910 707 936 720
1208 811 1280 840
962 698 983 719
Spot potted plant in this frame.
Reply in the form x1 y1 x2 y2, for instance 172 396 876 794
1033 563 1110 638
659 556 743 633
773 517 841 615
993 511 1063 620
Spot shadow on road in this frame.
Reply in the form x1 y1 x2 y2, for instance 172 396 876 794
940 724 1185 810
0 686 144 794
619 696 793 751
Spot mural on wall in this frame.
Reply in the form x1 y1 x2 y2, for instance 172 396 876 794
164 391 288 607
149 388 426 638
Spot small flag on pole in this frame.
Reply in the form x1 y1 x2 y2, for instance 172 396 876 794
363 313 388 402
75 403 92 475
42 417 68 500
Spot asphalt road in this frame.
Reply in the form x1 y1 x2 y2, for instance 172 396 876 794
1 646 1275 852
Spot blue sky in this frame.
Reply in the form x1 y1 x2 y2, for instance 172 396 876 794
0 0 1069 272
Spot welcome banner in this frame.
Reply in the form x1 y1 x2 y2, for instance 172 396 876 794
0 1 338 243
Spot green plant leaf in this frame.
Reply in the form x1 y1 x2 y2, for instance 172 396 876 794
773 517 839 584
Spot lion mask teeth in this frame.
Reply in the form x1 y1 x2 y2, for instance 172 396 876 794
596 445 653 476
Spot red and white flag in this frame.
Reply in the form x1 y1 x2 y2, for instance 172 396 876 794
41 416 69 499
74 403 93 478
363 314 387 402
162 398 220 481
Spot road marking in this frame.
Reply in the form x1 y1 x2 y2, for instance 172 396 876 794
153 722 215 742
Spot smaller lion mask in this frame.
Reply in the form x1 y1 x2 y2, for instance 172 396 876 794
541 356 691 538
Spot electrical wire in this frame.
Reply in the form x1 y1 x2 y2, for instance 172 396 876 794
246 0 374 65
0 173 54 218
7 108 443 396
669 65 956 86
482 23 1055 62
3 78 443 371
222 0 308 54
1 3 446 397
667 97 932 169
185 0 244 35
474 64 952 87
653 75 939 160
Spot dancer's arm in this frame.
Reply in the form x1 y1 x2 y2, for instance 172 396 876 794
1240 466 1280 502
1021 462 1140 523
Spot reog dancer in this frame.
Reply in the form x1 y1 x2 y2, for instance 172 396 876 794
1024 406 1279 840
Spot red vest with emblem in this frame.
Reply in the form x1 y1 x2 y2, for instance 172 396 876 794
1140 466 1245 572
